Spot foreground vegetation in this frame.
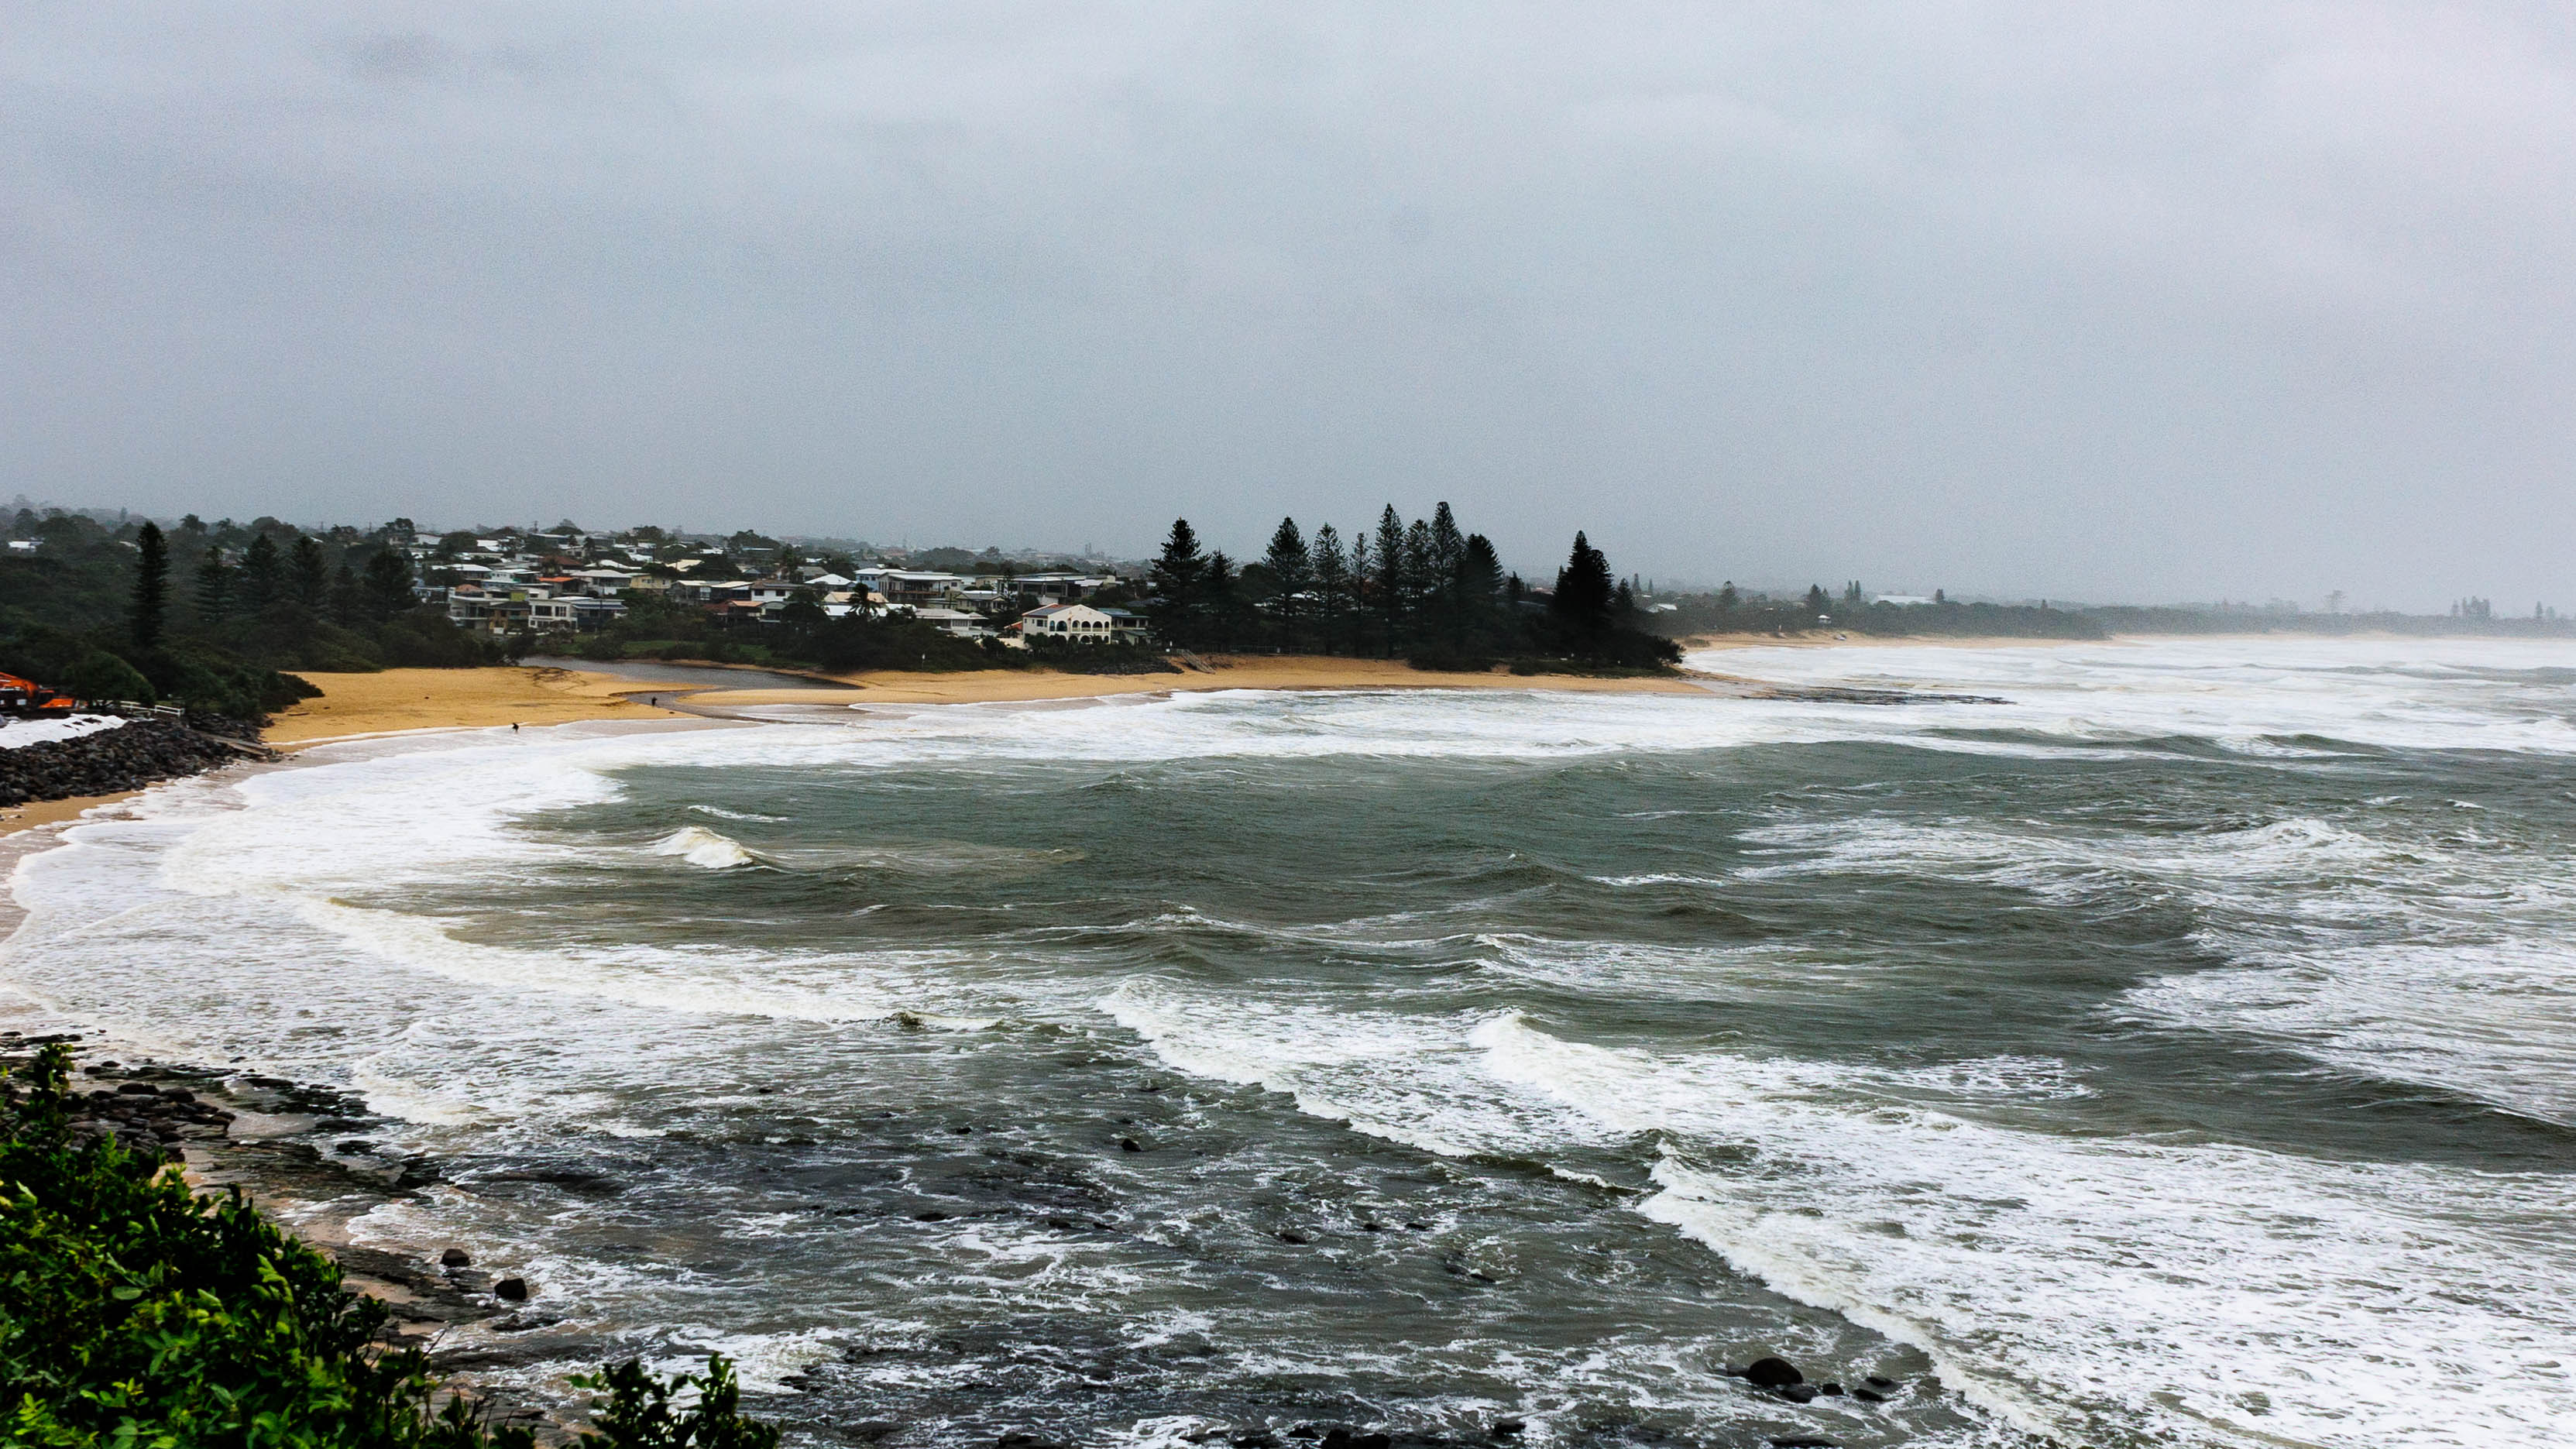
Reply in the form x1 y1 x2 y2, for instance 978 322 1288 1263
0 1044 777 1447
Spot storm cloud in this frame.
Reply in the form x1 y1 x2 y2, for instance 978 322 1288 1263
6 2 2572 606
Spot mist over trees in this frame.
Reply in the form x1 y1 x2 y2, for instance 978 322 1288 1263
1654 583 2107 640
1149 505 1679 669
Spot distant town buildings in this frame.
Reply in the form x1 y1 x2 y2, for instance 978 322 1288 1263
404 525 1139 640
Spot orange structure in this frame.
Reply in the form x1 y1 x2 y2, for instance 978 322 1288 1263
0 673 77 715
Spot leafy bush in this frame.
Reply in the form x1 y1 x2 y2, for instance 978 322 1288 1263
1023 639 1179 675
375 609 496 668
0 1046 778 1448
1405 651 1497 675
53 648 156 705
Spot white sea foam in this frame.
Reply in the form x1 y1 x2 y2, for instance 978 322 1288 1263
2127 936 2576 1125
654 826 759 869
1737 813 2414 909
5 637 2574 1449
1689 636 2576 755
689 804 790 822
1740 803 2576 1125
1097 978 2576 1448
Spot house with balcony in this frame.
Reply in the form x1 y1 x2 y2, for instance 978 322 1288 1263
1017 603 1120 644
855 570 969 610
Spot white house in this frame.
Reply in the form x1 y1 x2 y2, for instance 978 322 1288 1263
857 570 969 609
909 606 992 638
1018 603 1119 643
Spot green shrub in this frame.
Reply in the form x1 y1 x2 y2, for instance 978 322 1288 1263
53 648 156 705
0 1046 778 1448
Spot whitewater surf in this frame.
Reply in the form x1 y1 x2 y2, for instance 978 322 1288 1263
5 637 2572 1448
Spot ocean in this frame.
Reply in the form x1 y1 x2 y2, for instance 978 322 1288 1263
5 636 2573 1449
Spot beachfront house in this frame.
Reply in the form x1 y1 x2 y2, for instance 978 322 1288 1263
528 596 629 632
446 585 532 636
908 606 993 638
858 570 970 610
1019 603 1120 643
1098 607 1152 644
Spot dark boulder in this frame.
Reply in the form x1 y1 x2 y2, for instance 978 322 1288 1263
1776 1385 1818 1404
493 1276 529 1301
440 1248 472 1267
1743 1356 1804 1389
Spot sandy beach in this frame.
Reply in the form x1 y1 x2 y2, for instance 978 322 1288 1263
256 640 2121 740
0 791 154 839
263 664 716 745
689 654 1716 709
256 655 1733 741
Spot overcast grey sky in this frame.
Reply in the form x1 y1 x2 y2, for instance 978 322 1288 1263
7 3 2572 606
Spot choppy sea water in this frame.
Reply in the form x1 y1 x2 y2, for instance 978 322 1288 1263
7 637 2576 1449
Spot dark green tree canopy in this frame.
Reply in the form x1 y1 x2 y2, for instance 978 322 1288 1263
239 533 283 611
1551 531 1615 633
129 520 168 650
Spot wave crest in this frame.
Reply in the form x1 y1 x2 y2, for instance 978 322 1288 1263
654 826 759 869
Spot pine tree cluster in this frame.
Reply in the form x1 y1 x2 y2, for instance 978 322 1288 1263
1147 506 1678 668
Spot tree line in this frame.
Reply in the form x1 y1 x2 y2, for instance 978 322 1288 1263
1147 504 1679 668
1653 580 2106 640
0 510 496 719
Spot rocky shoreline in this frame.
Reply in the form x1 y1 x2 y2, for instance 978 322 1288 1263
0 1030 540 1361
0 716 272 807
4 1025 1931 1449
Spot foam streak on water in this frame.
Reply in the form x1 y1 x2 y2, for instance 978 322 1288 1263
5 640 2575 1449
